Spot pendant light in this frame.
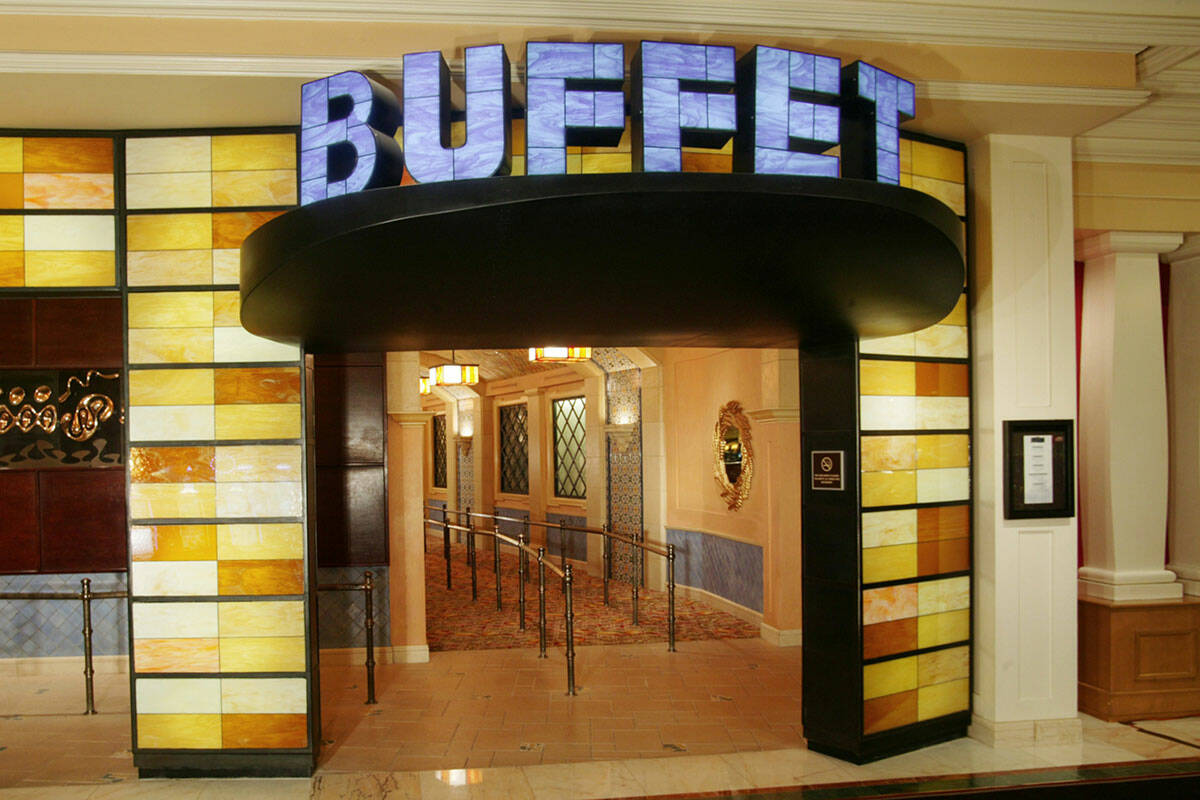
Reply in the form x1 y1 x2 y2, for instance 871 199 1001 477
528 347 592 362
429 350 479 386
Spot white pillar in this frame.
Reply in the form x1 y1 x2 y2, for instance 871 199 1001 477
1166 236 1200 596
1077 232 1182 601
968 135 1081 745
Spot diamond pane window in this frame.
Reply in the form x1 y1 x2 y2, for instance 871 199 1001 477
499 403 529 495
432 414 447 488
553 396 586 499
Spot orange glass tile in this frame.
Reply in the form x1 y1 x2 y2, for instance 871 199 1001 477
211 134 296 172
862 583 918 625
222 713 308 749
217 559 305 596
863 689 917 735
681 152 732 172
916 537 970 577
129 446 216 484
917 505 970 541
213 291 241 326
214 367 302 404
133 638 220 673
23 173 114 209
130 525 218 561
915 434 970 469
915 362 969 397
0 251 22 286
0 173 21 207
862 617 917 660
212 210 285 249
22 138 113 173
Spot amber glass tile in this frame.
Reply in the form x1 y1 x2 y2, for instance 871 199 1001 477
216 524 304 561
129 368 214 406
861 470 916 507
915 362 969 397
915 324 969 359
22 138 113 173
0 215 21 249
861 436 916 472
214 445 303 483
130 446 217 484
681 152 732 172
219 636 306 672
910 141 964 183
23 173 114 209
899 138 912 173
0 173 21 207
222 713 308 749
918 646 970 687
912 175 965 216
580 153 632 173
24 251 115 287
917 538 970 577
212 291 241 326
128 291 213 329
940 294 967 326
217 559 304 595
0 252 23 285
218 600 305 637
128 328 215 364
918 576 970 615
214 403 302 440
130 525 218 561
918 678 969 721
0 138 20 172
863 689 917 735
917 609 970 649
212 170 297 207
129 482 217 519
127 213 212 251
211 134 296 172
859 360 915 396
916 434 969 469
126 136 211 174
862 509 917 549
862 584 918 625
862 544 917 584
863 617 918 660
127 249 213 287
126 172 211 210
134 638 220 673
863 656 917 700
212 210 284 249
214 367 302 405
137 714 222 749
917 505 970 541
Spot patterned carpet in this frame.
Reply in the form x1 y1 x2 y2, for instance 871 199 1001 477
425 538 760 651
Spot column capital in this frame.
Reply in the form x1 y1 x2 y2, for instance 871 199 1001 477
1164 234 1200 268
1076 231 1183 262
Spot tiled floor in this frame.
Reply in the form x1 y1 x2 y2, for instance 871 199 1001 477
1 642 1200 798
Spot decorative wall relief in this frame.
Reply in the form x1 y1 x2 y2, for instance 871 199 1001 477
714 400 753 510
0 369 123 467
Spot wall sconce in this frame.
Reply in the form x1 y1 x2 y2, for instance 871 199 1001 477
419 376 431 395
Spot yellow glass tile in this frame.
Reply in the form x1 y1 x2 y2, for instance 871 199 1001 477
911 141 965 184
862 509 917 549
918 646 970 687
129 368 215 406
215 404 302 440
859 333 916 357
860 396 917 431
916 397 970 430
212 170 297 207
859 360 915 396
217 524 304 561
213 291 241 326
939 294 967 327
130 525 218 562
129 327 215 365
221 677 307 714
862 544 917 584
918 609 971 649
0 215 22 249
861 435 916 472
899 172 912 187
126 136 211 174
916 434 970 469
916 467 970 504
24 215 113 250
861 470 917 507
126 171 212 210
214 445 303 483
127 249 214 287
0 138 20 172
128 291 213 329
918 678 969 721
863 656 917 700
137 714 221 749
918 576 971 616
220 636 306 673
137 678 221 714
915 324 968 358
218 601 305 638
911 175 965 216
899 138 911 174
213 327 301 362
129 483 218 520
132 602 218 639
0 252 23 286
212 249 240 284
130 561 218 597
581 153 632 173
566 153 582 174
211 134 296 171
127 213 212 251
23 173 114 209
129 405 215 441
510 155 525 177
216 482 303 518
23 251 115 287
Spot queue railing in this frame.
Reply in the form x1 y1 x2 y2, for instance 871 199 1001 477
316 571 378 704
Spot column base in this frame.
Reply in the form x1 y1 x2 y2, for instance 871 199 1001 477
968 715 1082 747
1078 566 1183 601
1169 563 1200 597
1079 596 1200 721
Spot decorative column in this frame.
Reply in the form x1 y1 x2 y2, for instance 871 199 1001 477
1077 232 1182 601
1167 236 1200 596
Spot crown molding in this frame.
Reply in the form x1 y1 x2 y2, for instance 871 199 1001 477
1076 230 1183 260
0 1 1195 51
917 81 1149 107
1073 135 1200 165
1143 70 1200 96
1137 45 1200 79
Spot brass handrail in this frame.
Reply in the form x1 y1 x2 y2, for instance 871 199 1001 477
316 571 377 705
0 578 128 715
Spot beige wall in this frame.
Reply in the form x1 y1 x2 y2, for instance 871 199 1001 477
1074 161 1200 234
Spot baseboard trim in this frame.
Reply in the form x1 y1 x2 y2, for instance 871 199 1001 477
319 645 429 665
968 714 1082 747
675 584 763 628
0 654 129 676
759 623 802 647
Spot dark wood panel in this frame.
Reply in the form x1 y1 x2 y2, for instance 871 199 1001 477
0 298 34 367
315 465 386 566
313 364 384 465
0 471 40 572
39 469 127 572
35 297 123 367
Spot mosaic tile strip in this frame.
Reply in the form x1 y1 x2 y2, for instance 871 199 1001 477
0 572 127 658
666 528 763 613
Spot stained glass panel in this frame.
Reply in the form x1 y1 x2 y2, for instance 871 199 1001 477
498 403 528 494
553 396 586 499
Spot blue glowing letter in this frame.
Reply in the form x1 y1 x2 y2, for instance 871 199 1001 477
734 46 840 177
633 41 736 172
525 42 625 175
299 71 404 205
402 45 512 183
839 62 915 184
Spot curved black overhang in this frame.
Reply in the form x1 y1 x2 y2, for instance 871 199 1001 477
240 172 965 352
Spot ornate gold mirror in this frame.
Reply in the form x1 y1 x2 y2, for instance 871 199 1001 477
714 400 754 510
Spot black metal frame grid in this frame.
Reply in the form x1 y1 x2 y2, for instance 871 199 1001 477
432 413 447 488
552 396 586 499
498 402 529 495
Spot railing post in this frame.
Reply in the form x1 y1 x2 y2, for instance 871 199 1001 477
464 506 473 563
492 506 500 559
80 578 96 715
468 514 478 601
667 545 677 653
558 518 567 571
523 516 531 583
602 523 611 607
517 533 527 631
537 547 547 658
443 514 452 589
564 563 577 696
493 529 503 611
631 538 640 626
363 571 377 704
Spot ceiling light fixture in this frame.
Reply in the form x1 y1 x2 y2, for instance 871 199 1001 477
429 350 480 386
528 347 592 362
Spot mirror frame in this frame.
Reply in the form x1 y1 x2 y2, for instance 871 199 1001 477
713 400 754 511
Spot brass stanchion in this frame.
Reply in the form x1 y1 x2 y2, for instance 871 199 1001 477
564 564 577 696
493 528 503 610
442 515 452 589
80 578 96 715
558 518 567 571
468 514 478 601
631 537 640 626
523 515 531 583
363 571 377 704
667 545 677 653
517 532 527 631
537 547 547 658
602 523 611 607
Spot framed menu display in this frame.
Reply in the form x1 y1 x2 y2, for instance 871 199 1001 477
1003 419 1075 519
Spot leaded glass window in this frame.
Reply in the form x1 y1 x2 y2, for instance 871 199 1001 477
553 396 586 499
432 414 447 488
499 403 529 494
